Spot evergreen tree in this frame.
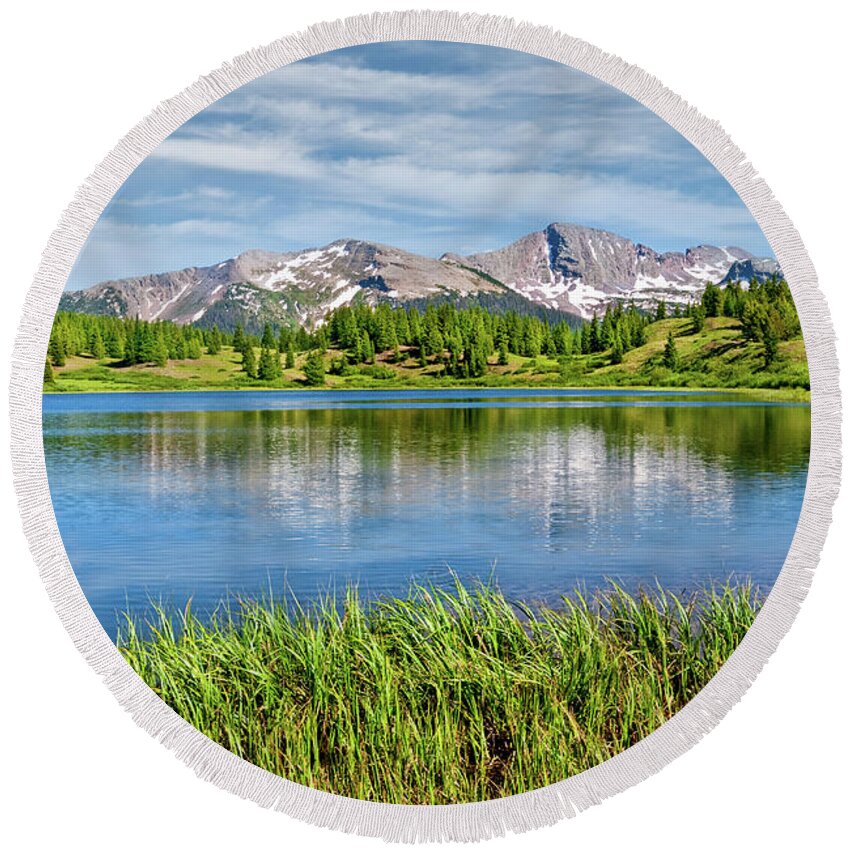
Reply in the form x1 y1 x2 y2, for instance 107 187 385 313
588 315 601 353
655 300 667 321
702 282 723 317
662 331 680 371
261 323 276 350
332 308 358 350
43 358 55 384
139 324 156 364
467 340 488 377
258 347 282 380
207 326 222 355
523 318 542 357
406 307 422 345
777 298 801 340
295 326 311 351
232 324 246 354
91 329 106 360
393 308 411 346
610 332 624 365
498 338 509 366
723 282 743 318
761 312 780 367
105 326 124 359
48 328 66 367
373 305 398 353
313 326 330 353
580 323 591 355
691 305 706 334
285 342 296 370
740 299 765 341
425 325 444 358
123 321 139 364
187 337 203 359
277 326 292 354
152 331 169 367
554 323 572 357
302 349 326 386
600 308 615 349
242 344 257 378
151 329 168 367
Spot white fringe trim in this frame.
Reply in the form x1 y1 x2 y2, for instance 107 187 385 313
8 10 841 843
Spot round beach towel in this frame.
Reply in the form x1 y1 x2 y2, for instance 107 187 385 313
9 11 840 842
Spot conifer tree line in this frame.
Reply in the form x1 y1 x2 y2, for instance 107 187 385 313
47 312 223 368
686 275 801 366
692 277 800 340
654 275 800 370
322 301 650 377
231 322 285 381
47 274 801 376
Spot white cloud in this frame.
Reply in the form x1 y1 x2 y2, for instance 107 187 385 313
116 186 237 208
69 43 771 287
148 130 749 245
68 218 251 285
156 55 704 180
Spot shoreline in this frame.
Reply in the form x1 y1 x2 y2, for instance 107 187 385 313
43 383 812 404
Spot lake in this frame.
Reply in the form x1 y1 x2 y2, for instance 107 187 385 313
42 389 810 639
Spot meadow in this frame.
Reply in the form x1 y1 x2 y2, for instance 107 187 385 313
45 316 809 398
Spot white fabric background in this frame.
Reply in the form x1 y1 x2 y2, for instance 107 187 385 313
1 1 846 846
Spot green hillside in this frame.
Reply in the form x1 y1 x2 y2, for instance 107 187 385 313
43 275 808 396
44 314 808 397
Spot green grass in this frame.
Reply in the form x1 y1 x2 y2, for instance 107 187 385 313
118 577 761 804
44 317 809 397
589 317 810 391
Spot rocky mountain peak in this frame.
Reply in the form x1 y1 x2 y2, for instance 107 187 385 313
59 223 780 329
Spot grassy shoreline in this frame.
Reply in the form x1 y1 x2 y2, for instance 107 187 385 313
44 382 811 404
42 372 811 404
119 579 761 804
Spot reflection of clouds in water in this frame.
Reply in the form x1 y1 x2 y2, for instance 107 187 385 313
44 402 810 638
138 417 743 553
487 426 736 548
102 407 806 575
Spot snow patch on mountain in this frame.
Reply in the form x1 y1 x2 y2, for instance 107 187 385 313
326 284 361 311
454 224 777 318
59 223 780 328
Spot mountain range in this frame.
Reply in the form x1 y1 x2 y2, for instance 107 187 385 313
60 223 780 331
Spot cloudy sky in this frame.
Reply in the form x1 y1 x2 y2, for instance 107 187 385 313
66 41 771 289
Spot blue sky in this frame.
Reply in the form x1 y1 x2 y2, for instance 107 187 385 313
66 41 771 289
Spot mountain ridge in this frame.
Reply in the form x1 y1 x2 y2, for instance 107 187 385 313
443 223 778 318
60 224 780 330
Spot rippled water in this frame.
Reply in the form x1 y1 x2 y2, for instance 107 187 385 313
43 389 810 639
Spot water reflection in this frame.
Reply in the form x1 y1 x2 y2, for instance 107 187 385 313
43 394 810 639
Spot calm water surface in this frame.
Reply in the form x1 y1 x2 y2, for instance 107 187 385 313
43 389 810 639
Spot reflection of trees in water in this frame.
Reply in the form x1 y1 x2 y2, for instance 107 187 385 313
45 403 810 473
44 404 810 550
